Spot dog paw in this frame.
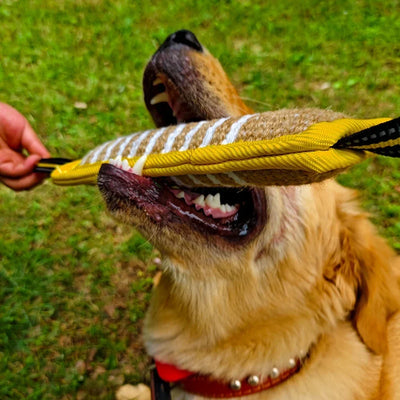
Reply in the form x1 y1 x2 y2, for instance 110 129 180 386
116 383 151 400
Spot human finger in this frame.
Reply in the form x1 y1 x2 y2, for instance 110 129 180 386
0 150 41 178
20 119 50 158
0 171 46 191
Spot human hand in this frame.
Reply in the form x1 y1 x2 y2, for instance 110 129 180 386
0 102 50 191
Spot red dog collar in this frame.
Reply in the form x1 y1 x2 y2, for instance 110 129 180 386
154 358 303 398
155 360 194 382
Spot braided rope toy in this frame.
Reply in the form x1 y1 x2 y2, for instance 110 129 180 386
38 108 400 187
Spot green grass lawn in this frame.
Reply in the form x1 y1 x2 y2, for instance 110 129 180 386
1 0 400 398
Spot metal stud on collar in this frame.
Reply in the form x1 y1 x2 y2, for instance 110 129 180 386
227 356 301 392
288 358 296 368
270 367 280 379
247 375 260 386
229 380 242 391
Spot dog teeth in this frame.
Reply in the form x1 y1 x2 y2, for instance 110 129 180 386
121 159 130 171
172 190 238 219
131 154 147 176
193 194 205 206
109 154 146 175
150 91 169 105
109 156 132 172
225 204 236 212
205 193 221 209
152 77 163 86
109 155 122 168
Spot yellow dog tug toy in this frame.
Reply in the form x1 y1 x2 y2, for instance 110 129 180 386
35 108 400 187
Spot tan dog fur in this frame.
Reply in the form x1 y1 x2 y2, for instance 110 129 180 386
109 34 400 399
142 183 400 400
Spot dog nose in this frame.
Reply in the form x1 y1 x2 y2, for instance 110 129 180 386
160 30 203 52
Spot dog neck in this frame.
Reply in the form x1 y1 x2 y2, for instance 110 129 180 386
144 252 382 399
144 263 321 381
148 321 382 400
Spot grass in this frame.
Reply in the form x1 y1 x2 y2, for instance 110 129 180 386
1 0 400 398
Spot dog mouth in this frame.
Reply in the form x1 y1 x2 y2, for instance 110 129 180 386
143 30 209 127
144 72 200 126
98 163 265 243
99 30 266 244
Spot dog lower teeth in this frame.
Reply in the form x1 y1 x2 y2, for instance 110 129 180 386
193 194 205 206
171 189 238 219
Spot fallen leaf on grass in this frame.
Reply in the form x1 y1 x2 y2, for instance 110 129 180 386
74 101 88 110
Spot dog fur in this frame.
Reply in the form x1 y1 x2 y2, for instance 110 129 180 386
104 31 400 399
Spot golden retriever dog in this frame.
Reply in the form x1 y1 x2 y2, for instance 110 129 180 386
99 30 400 399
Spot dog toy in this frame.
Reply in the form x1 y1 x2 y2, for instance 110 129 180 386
36 109 400 187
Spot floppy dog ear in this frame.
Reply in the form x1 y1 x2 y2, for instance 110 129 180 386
353 236 400 354
338 199 400 354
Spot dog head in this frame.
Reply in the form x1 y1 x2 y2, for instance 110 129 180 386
98 30 400 355
99 30 266 262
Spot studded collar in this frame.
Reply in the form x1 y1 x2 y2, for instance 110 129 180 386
152 356 306 399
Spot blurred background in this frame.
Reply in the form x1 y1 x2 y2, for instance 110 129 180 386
1 0 400 398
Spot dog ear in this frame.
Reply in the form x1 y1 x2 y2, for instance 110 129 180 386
353 235 399 354
338 198 400 354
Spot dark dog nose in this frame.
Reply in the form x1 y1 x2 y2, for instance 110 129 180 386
159 30 203 52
